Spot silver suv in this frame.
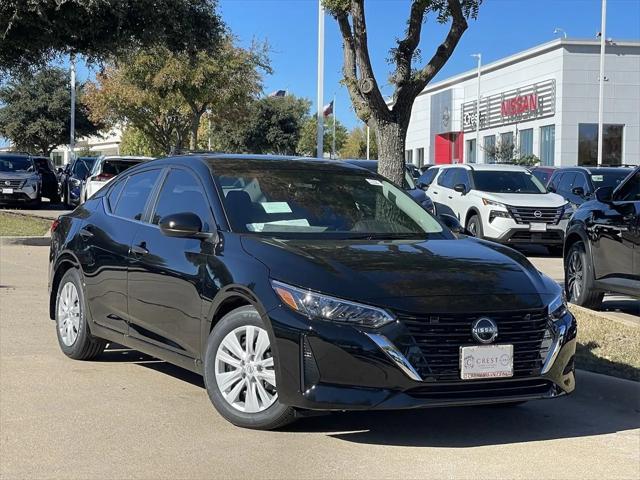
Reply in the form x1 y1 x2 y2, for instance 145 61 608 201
0 154 42 207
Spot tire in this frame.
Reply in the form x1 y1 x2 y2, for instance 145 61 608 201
54 268 106 360
203 306 296 430
466 214 483 239
50 192 61 204
565 241 603 309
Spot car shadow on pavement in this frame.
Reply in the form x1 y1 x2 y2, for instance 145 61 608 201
97 345 639 448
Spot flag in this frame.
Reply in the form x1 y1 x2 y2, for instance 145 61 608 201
268 90 287 98
323 100 334 117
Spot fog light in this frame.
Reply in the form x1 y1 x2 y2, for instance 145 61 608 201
301 335 320 392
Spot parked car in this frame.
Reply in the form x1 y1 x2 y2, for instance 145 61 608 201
59 156 98 208
547 166 633 207
81 155 153 202
564 166 639 309
31 156 61 204
0 153 42 208
344 159 435 214
406 163 421 179
416 165 441 191
529 166 557 187
425 164 572 254
49 154 576 430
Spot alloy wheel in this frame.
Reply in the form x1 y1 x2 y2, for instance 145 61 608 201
57 281 81 346
215 325 277 413
566 250 583 302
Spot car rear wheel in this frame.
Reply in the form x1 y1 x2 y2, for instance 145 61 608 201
466 214 483 239
565 241 603 309
203 306 296 430
55 268 106 360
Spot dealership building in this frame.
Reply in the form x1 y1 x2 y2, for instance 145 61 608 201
404 38 640 167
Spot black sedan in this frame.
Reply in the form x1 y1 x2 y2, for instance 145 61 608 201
49 154 576 429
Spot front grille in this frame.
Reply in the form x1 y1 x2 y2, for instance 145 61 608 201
0 179 24 188
507 205 563 224
509 231 563 242
396 309 552 382
406 378 553 400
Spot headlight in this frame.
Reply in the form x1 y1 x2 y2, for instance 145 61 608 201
489 210 511 222
561 203 575 220
482 198 507 209
548 291 568 320
271 280 395 328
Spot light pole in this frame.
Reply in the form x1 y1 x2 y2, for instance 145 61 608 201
69 53 76 163
597 0 607 166
553 27 567 39
471 53 482 163
316 0 325 158
366 124 370 160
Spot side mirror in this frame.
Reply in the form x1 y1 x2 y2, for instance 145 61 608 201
595 186 614 203
572 186 585 197
438 213 465 235
159 212 211 239
453 183 467 194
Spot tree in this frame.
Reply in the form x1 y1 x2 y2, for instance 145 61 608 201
297 115 348 157
241 95 311 155
324 0 481 184
0 0 224 73
340 126 377 159
120 126 164 157
85 41 268 154
0 66 102 155
483 140 539 166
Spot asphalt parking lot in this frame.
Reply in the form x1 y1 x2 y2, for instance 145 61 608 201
1 244 639 479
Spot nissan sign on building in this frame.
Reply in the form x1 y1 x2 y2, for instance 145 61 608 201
403 38 639 167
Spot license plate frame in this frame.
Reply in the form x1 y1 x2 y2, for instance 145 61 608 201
460 344 514 380
530 222 547 232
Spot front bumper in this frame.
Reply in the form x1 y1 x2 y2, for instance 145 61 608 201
0 184 39 204
484 217 568 246
268 306 576 411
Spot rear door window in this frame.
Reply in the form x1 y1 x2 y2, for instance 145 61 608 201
113 169 161 221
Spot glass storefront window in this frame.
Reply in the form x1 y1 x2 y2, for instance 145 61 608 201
578 123 624 166
484 135 495 163
519 128 533 156
540 125 555 166
416 148 424 167
500 132 514 148
466 139 476 164
405 149 413 164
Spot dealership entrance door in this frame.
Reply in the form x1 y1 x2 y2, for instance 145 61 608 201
434 132 464 164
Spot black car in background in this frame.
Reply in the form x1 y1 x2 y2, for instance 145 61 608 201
59 156 97 207
32 156 61 204
49 154 575 430
564 166 639 309
548 166 632 207
345 159 435 214
529 166 557 187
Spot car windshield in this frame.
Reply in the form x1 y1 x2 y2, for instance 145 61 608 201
214 164 444 239
0 156 33 173
591 170 630 190
472 170 546 194
100 160 141 176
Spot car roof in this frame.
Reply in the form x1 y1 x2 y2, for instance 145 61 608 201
555 166 632 174
197 154 369 173
439 163 528 172
100 155 154 161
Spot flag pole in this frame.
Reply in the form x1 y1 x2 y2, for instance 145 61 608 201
316 1 325 158
332 95 336 159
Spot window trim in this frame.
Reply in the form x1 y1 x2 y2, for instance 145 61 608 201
103 166 164 226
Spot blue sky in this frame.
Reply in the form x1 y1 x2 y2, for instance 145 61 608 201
3 0 640 148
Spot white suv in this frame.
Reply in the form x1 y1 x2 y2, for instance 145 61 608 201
426 164 572 252
81 155 153 202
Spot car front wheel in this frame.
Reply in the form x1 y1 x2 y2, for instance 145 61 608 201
466 214 483 239
565 241 603 309
203 306 296 430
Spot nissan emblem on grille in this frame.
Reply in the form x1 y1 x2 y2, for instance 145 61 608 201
4 181 9 186
534 210 542 218
471 317 498 344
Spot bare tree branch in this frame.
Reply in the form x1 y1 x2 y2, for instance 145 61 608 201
393 0 429 86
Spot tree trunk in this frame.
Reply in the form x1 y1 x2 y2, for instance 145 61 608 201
189 112 202 151
373 119 407 186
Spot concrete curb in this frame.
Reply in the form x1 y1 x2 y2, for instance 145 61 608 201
0 236 51 246
570 303 639 329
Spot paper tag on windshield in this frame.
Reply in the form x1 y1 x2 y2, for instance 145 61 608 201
591 175 604 182
366 178 383 186
260 202 292 214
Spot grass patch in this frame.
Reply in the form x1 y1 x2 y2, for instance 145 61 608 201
571 304 640 381
0 212 51 236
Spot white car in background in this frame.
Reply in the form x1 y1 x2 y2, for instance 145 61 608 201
81 155 153 202
426 164 573 254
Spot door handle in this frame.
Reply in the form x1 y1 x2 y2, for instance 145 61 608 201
448 196 453 199
432 191 439 195
79 227 94 238
131 243 149 256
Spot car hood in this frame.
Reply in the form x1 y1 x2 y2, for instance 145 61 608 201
0 171 37 180
478 191 566 207
241 236 559 312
